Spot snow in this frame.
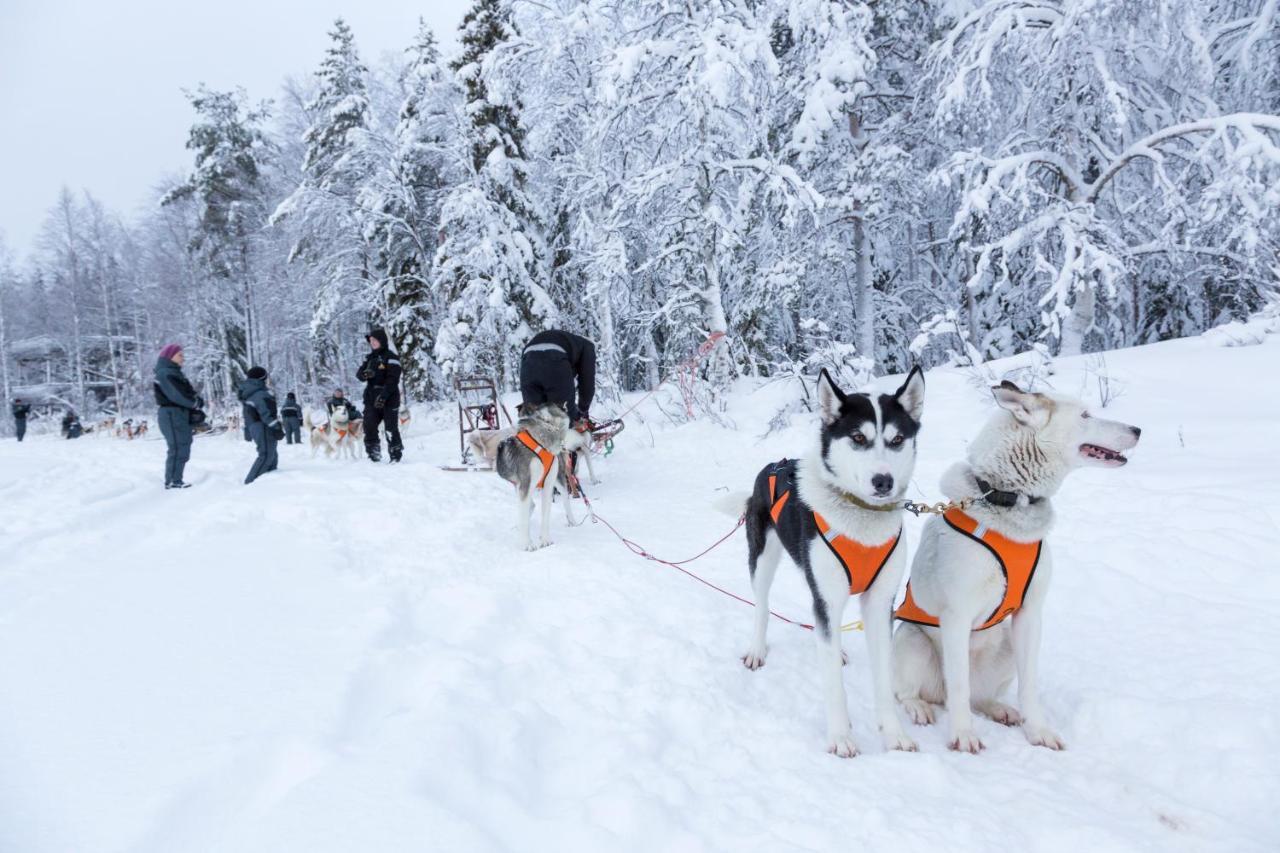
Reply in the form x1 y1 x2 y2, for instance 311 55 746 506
2 335 1279 852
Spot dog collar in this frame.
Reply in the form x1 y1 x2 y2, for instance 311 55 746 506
833 487 901 513
975 476 1043 508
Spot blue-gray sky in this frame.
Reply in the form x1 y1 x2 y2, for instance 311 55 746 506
0 0 471 257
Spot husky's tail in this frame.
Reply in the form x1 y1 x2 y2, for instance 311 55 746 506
713 490 751 518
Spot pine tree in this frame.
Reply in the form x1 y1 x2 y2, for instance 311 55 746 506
271 18 375 386
363 20 459 398
432 0 551 386
164 87 272 382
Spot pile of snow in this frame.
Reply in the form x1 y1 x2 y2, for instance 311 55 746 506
1 334 1277 852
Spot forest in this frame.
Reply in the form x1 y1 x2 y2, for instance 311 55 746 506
1 0 1277 417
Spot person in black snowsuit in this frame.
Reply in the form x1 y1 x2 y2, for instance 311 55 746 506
12 398 31 442
520 329 597 427
357 329 403 462
239 366 284 484
61 409 83 439
280 392 303 445
154 343 203 489
326 389 360 421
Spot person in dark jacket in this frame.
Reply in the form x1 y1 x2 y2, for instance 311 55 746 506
12 398 31 442
238 366 284 484
61 409 83 439
280 392 303 445
154 343 203 489
357 329 403 462
520 329 597 427
326 388 360 421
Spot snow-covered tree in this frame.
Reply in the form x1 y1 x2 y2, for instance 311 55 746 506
433 0 551 386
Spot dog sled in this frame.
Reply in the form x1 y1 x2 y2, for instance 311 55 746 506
440 376 513 472
440 375 626 472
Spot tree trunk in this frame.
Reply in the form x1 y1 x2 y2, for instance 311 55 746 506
1059 285 1095 357
848 113 875 367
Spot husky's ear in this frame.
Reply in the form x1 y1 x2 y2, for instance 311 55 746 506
894 365 925 422
992 381 1049 427
817 368 845 425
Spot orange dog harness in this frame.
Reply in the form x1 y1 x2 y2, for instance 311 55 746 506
516 430 555 489
895 508 1043 631
769 467 899 595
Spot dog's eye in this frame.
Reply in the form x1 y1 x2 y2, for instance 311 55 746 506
852 433 867 445
890 434 905 446
1081 411 1091 419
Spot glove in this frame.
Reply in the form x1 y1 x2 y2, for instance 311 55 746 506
374 394 386 410
271 425 285 441
195 395 205 409
357 366 371 381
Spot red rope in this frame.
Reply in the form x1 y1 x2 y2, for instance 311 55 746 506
579 494 816 631
609 331 726 423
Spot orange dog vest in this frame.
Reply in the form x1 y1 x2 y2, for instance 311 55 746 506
769 470 899 595
516 430 555 489
895 508 1043 631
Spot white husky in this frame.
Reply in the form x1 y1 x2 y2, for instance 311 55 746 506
892 381 1141 752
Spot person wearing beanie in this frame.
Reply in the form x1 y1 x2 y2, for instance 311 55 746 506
238 366 284 484
280 391 303 445
153 344 203 489
11 397 31 442
356 329 403 463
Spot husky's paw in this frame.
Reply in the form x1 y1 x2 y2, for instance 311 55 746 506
976 700 1023 727
538 538 553 550
522 541 538 552
826 732 860 759
589 476 602 486
948 729 984 754
841 650 849 666
741 648 767 670
901 698 937 726
1025 725 1066 750
880 728 918 753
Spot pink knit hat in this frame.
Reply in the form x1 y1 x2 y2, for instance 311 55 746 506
159 343 183 361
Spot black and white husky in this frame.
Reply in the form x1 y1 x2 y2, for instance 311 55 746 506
489 403 577 551
892 381 1141 753
742 367 925 756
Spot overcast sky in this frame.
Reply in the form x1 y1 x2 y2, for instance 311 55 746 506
0 0 472 258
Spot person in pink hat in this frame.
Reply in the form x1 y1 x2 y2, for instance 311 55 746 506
153 344 204 489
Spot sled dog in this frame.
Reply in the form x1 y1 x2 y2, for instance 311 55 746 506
484 403 576 551
742 367 925 756
306 408 359 460
468 420 599 487
892 381 1141 753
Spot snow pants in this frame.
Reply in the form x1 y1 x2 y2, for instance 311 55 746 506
245 422 279 484
363 405 402 462
15 420 26 442
158 407 193 486
520 351 579 420
283 416 302 444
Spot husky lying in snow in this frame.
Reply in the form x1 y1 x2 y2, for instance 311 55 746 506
742 367 925 756
892 381 1141 753
471 403 578 551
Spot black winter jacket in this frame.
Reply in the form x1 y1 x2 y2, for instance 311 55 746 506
154 358 201 409
357 330 402 409
12 403 31 420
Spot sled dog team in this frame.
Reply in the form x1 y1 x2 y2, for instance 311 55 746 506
484 367 1141 757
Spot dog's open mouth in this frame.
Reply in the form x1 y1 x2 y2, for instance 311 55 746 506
1079 443 1128 466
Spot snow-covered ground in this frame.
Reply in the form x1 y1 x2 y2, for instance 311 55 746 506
2 334 1278 853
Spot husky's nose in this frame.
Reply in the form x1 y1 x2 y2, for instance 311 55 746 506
872 474 894 496
1130 426 1142 439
